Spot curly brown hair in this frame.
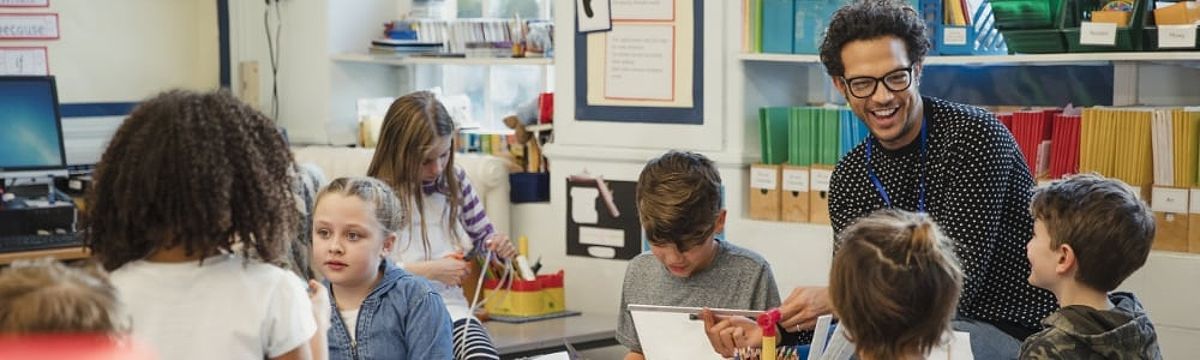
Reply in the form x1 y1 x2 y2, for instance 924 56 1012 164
819 0 931 77
83 89 299 271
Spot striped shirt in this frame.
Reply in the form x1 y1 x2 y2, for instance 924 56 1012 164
422 165 495 254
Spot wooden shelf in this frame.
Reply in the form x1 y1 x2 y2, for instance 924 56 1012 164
0 246 89 265
332 53 554 66
739 52 1200 65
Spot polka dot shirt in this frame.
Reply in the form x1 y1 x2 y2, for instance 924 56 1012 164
828 96 1058 334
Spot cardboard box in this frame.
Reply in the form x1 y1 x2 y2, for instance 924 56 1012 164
1151 187 1190 252
749 164 782 221
780 165 811 223
808 164 835 225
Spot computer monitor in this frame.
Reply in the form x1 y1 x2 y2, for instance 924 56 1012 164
0 76 68 180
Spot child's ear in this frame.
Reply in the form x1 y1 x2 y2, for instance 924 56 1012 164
712 209 728 236
381 232 397 257
1055 243 1076 275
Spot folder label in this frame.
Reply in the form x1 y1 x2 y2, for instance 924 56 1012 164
1080 22 1117 46
1152 187 1189 214
1191 189 1200 214
1158 25 1197 48
811 169 833 192
782 168 810 192
943 27 968 46
751 167 778 190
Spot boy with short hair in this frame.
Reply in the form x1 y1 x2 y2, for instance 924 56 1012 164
616 150 781 360
1022 174 1162 359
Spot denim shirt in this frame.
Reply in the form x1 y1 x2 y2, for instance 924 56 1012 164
326 261 454 360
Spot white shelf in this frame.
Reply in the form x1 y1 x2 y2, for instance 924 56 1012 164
739 52 1200 65
332 53 554 66
524 123 552 132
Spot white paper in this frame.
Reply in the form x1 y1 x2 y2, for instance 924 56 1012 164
0 0 49 6
1152 187 1190 214
576 0 612 32
0 47 47 75
1079 22 1117 46
0 14 57 39
782 168 810 192
807 315 834 360
630 309 725 360
611 0 674 20
570 187 600 224
811 169 834 192
943 28 968 46
604 25 674 101
578 226 625 247
1190 189 1200 214
1158 25 1197 49
751 167 778 190
927 331 975 360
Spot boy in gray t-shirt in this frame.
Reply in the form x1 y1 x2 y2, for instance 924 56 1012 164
617 151 782 359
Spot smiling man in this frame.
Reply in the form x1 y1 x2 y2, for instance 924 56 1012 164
768 0 1059 358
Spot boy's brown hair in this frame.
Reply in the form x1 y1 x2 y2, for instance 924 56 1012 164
84 89 299 271
1029 173 1155 292
0 259 123 333
830 209 961 360
635 150 722 251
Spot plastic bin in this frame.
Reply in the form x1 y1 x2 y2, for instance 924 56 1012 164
998 0 1069 53
1062 0 1149 52
1142 1 1200 51
923 0 1008 55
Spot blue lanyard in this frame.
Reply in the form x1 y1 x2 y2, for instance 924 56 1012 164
865 118 928 212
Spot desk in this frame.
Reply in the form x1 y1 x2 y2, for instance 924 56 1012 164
0 246 89 265
485 312 618 359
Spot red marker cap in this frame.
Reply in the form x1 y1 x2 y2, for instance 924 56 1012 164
757 308 781 336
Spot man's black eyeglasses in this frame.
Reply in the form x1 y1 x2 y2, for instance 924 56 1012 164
841 67 914 99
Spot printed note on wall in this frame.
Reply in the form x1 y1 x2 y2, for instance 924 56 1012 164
0 47 47 75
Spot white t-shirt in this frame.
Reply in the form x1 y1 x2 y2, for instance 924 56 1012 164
339 308 359 342
111 254 317 360
392 192 475 320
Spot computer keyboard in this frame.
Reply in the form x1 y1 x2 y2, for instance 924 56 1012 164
0 233 83 253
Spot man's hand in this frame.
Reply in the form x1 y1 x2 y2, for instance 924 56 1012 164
779 287 833 331
701 309 763 357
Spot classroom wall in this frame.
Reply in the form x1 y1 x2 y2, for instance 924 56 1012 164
524 0 1200 357
2 0 218 102
229 0 406 145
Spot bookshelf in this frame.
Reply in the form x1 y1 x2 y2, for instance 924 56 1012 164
738 52 1200 65
332 53 555 66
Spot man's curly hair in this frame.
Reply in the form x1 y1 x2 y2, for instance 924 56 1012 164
819 0 931 77
84 89 299 271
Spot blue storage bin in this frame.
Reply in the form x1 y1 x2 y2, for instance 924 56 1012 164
510 172 549 203
922 0 1008 55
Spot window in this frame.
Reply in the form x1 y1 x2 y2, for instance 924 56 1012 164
457 0 547 19
411 0 551 132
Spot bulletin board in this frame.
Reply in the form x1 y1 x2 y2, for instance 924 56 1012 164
573 0 703 124
566 179 642 260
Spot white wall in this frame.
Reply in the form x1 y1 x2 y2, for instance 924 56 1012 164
4 0 218 102
229 0 406 145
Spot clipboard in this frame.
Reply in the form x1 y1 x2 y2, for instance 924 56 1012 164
627 304 761 360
